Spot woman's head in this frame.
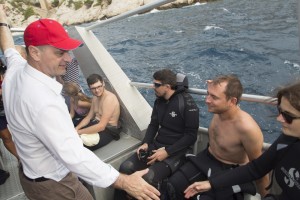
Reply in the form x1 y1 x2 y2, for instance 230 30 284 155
63 82 80 97
276 81 300 137
277 82 300 112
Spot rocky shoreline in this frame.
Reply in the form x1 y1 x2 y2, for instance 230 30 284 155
4 0 214 28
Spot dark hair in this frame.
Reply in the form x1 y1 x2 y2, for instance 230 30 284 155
277 81 300 111
211 75 243 104
87 74 103 86
153 69 177 90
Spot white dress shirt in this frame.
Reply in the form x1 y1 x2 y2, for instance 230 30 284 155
3 48 119 187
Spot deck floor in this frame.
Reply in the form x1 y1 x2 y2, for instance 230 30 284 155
0 141 28 200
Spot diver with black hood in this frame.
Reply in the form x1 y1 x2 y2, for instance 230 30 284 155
114 69 199 199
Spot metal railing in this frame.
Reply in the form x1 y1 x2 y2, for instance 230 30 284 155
85 0 175 31
130 81 277 105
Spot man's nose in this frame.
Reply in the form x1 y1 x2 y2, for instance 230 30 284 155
64 52 72 62
205 95 211 104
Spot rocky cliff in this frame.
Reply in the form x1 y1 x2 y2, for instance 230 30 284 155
4 0 213 27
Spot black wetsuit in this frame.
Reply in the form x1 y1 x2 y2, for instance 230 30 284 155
210 134 300 200
167 147 256 200
143 89 199 157
114 89 199 199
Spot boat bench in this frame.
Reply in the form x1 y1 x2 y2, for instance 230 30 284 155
92 132 141 164
83 132 141 200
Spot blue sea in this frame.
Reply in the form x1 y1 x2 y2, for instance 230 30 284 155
15 0 299 143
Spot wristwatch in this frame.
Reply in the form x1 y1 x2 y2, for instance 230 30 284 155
0 23 10 29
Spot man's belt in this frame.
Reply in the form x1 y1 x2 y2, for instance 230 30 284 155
23 173 49 182
20 164 50 182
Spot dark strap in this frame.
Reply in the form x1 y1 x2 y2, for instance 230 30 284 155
24 174 49 182
0 23 10 29
178 93 185 119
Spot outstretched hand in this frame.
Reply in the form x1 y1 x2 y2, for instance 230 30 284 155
184 180 212 199
116 168 160 200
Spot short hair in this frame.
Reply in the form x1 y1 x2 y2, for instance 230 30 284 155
277 81 300 112
211 75 243 104
87 74 103 86
153 69 177 90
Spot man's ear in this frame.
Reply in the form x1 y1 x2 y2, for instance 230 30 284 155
28 46 41 61
230 97 238 105
165 84 171 89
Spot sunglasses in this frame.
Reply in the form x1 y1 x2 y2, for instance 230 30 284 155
277 106 300 124
153 82 163 88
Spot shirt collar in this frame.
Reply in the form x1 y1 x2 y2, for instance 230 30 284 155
24 64 62 95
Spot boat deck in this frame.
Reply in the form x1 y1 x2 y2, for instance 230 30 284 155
0 140 28 200
0 131 141 200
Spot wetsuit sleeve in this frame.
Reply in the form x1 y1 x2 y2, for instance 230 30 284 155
165 94 199 155
209 134 293 189
142 100 159 145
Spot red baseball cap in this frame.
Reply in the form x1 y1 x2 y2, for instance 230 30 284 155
24 19 83 50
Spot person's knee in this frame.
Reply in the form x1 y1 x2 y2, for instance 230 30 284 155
119 160 135 174
142 168 155 185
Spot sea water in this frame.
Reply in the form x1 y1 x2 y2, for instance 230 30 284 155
14 0 299 143
88 0 299 143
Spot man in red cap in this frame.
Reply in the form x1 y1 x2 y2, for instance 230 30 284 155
0 5 160 200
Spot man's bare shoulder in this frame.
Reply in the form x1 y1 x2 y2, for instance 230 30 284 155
106 90 118 100
235 109 261 132
103 90 120 106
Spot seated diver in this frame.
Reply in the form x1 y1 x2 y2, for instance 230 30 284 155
114 69 199 199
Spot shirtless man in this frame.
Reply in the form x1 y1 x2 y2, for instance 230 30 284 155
76 74 121 150
167 75 269 200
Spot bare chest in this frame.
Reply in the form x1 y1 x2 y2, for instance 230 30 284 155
93 98 104 116
209 121 247 163
210 123 241 147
